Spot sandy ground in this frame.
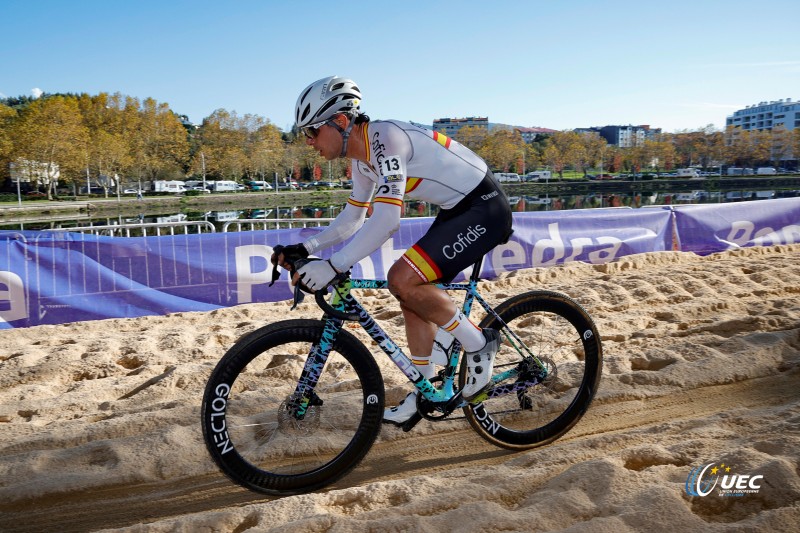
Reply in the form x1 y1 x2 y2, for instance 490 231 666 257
0 245 798 532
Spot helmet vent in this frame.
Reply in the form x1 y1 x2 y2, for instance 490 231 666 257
315 98 340 119
331 82 345 91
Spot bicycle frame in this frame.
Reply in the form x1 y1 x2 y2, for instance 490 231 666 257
289 262 545 418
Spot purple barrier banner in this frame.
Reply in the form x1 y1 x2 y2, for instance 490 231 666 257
674 197 800 255
1 207 673 328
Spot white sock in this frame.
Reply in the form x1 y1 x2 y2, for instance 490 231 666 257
411 355 435 379
441 310 485 353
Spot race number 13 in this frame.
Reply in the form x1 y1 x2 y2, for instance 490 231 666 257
380 155 402 176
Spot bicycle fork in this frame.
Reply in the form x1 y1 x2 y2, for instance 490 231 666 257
286 318 342 419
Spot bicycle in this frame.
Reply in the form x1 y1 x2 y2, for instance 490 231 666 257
201 257 603 495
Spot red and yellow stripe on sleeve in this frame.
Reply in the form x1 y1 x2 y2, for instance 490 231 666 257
433 131 451 149
347 198 370 209
402 244 442 283
373 196 403 208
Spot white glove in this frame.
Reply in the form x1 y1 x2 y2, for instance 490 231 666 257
297 259 339 291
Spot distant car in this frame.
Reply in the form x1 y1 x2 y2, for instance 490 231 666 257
123 188 139 194
310 181 342 189
25 191 47 198
596 174 615 180
187 186 211 193
341 180 353 189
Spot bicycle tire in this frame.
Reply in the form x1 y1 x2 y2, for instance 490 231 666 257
201 319 385 495
460 290 602 450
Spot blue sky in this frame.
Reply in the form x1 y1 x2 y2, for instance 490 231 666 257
2 0 799 133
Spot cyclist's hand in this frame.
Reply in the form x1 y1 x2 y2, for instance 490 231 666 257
269 243 309 287
271 243 309 270
295 258 339 292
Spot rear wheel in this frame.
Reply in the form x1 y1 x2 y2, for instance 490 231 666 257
201 319 384 495
460 291 602 450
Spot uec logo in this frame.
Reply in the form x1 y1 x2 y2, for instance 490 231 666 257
685 462 764 497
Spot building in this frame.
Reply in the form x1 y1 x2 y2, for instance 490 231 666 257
9 160 60 185
726 99 800 132
432 116 489 137
579 125 661 147
600 125 662 147
514 126 558 143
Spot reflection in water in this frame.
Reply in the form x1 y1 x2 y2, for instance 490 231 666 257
3 189 798 232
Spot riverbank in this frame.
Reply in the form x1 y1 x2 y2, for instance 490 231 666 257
0 189 351 223
521 175 800 195
2 176 799 223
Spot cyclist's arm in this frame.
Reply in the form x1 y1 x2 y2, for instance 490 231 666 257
302 172 374 255
328 153 408 273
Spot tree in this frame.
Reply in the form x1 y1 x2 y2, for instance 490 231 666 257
11 96 89 198
696 125 724 170
77 92 135 196
454 125 488 152
769 126 793 168
192 109 248 181
672 129 704 167
542 131 581 178
246 121 285 183
794 128 800 163
132 97 189 182
725 127 750 167
0 104 17 181
479 128 526 173
577 132 606 176
749 129 772 166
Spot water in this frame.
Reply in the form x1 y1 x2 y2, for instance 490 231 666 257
3 188 798 232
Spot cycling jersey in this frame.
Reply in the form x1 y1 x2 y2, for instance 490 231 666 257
303 119 508 277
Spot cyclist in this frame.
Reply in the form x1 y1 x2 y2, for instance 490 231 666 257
273 76 513 424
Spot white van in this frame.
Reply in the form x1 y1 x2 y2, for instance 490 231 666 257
210 180 239 192
152 180 186 193
523 171 552 182
756 167 777 175
676 168 701 178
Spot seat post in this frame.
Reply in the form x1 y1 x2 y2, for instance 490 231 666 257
469 258 483 282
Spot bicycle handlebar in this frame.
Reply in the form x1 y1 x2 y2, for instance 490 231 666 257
313 288 360 321
280 256 360 321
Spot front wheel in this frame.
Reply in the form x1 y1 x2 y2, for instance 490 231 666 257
201 319 385 495
460 291 602 450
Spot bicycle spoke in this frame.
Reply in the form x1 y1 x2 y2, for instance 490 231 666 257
462 291 602 449
202 320 384 494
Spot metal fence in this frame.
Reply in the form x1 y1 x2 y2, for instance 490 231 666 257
34 218 336 237
43 221 217 237
222 218 335 232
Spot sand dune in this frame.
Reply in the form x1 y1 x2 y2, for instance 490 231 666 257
0 245 798 532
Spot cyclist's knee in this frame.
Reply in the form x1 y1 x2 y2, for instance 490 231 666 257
387 261 420 301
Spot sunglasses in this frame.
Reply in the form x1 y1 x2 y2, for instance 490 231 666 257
301 121 326 139
301 118 345 139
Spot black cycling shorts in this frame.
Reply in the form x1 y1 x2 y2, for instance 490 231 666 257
401 172 513 283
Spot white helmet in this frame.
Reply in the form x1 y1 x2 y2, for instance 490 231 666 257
294 76 362 129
